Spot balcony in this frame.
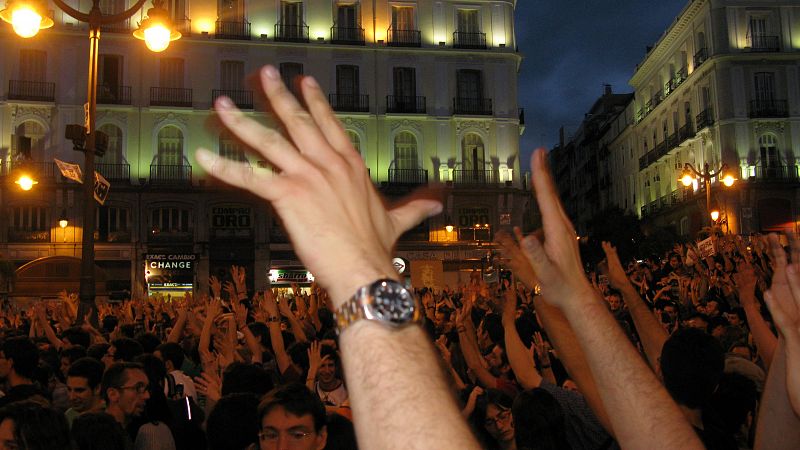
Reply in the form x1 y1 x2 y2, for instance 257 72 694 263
745 164 799 182
212 89 253 109
678 122 695 142
95 163 130 182
8 230 50 243
749 99 788 118
387 27 421 47
452 169 496 186
150 87 192 107
453 31 486 49
386 95 425 114
215 20 251 40
696 108 714 130
274 23 309 42
149 230 193 243
746 35 779 52
453 97 492 115
173 17 192 35
694 47 708 68
330 26 365 45
149 164 192 186
100 18 130 33
329 94 369 112
8 80 55 102
388 168 428 185
98 85 131 105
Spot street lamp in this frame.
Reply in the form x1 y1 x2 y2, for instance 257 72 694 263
679 162 736 226
2 0 180 324
14 173 38 191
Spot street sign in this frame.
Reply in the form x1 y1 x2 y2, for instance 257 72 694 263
54 158 83 184
93 171 110 204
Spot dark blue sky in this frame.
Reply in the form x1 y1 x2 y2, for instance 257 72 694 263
515 0 688 166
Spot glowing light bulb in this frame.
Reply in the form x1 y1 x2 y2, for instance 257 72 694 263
680 174 693 187
144 24 171 52
15 175 37 191
445 225 454 233
11 6 42 38
722 174 735 187
710 210 720 222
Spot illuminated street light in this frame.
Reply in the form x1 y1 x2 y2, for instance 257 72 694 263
133 0 181 52
14 174 38 191
678 162 735 226
59 210 69 229
0 0 53 38
710 209 720 222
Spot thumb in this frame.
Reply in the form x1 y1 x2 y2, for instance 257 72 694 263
389 199 443 240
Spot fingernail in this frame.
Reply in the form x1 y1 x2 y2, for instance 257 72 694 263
216 96 232 108
263 65 279 80
303 76 319 89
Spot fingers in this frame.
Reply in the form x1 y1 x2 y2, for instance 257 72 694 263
196 148 287 202
388 198 443 241
530 148 575 236
790 232 800 266
768 233 787 271
520 234 556 285
300 76 358 160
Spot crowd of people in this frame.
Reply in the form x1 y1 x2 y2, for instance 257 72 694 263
1 66 799 450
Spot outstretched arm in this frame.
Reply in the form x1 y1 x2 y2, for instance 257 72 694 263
519 149 702 449
500 283 542 390
736 259 777 368
197 67 479 450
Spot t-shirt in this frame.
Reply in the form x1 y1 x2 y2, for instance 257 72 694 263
539 381 618 450
314 381 348 407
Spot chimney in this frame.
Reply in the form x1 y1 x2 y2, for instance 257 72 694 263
604 84 612 96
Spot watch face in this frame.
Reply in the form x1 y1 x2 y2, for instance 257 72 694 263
370 280 417 324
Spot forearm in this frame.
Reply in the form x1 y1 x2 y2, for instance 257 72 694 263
743 302 777 368
167 314 188 343
560 295 702 449
621 285 668 369
267 322 291 373
341 323 480 450
457 329 495 388
754 339 800 449
286 315 308 343
502 317 542 389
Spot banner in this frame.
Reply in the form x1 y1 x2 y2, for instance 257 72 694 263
93 171 110 205
145 254 196 294
698 237 715 258
54 158 83 183
410 260 444 290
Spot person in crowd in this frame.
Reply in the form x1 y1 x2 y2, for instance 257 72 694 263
71 412 128 450
0 337 46 407
65 357 106 427
154 343 197 402
102 362 151 429
0 401 71 450
206 393 260 450
474 389 516 450
257 383 327 450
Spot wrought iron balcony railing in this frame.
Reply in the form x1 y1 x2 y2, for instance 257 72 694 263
174 17 192 35
330 26 365 45
746 35 779 52
749 99 788 118
388 168 428 185
329 93 369 112
274 23 309 42
97 85 131 105
149 164 192 185
696 108 714 130
8 230 50 243
150 87 192 107
212 89 253 109
452 169 496 185
386 95 425 114
9 80 55 102
100 17 130 33
95 163 130 182
745 164 799 182
387 27 421 47
453 97 492 115
694 47 708 68
453 31 486 49
215 20 251 40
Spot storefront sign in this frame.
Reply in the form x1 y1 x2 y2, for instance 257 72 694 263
212 206 252 228
269 269 314 286
144 254 196 293
458 206 490 227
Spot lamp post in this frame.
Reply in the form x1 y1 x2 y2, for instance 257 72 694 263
679 162 736 227
2 0 180 324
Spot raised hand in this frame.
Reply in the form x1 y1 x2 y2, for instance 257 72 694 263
209 275 222 299
601 241 631 291
194 370 222 404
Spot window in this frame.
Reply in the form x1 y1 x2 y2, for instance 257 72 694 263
281 1 303 26
392 5 415 30
98 54 123 100
19 49 46 81
220 60 245 90
394 132 418 170
456 9 479 33
336 3 359 28
97 206 130 241
10 206 47 231
166 0 186 20
754 72 775 103
156 126 183 165
347 130 360 155
280 62 304 96
219 0 245 22
219 132 247 162
13 120 45 160
759 134 779 167
456 69 482 99
159 58 184 88
152 207 191 233
336 64 360 97
98 123 123 164
393 67 416 108
461 133 485 171
99 0 124 15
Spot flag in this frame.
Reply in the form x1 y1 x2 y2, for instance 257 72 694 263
93 171 110 205
54 158 83 183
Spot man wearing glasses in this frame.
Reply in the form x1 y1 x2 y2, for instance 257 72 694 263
101 362 151 427
257 383 327 450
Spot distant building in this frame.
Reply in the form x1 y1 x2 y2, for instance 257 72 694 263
607 0 800 236
0 0 526 299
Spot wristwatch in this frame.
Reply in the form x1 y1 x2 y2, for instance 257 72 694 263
335 278 421 333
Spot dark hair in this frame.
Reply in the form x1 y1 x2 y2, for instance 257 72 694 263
512 389 572 450
0 401 71 450
87 343 111 363
324 412 356 450
258 383 326 432
101 362 144 402
60 345 88 365
482 314 504 346
661 328 724 409
206 393 260 450
132 354 172 427
709 372 758 435
474 388 514 424
247 322 272 352
62 327 91 349
134 332 161 354
102 315 119 334
67 357 105 389
2 336 40 379
156 342 185 370
110 338 144 362
320 345 341 374
221 362 274 397
71 412 127 450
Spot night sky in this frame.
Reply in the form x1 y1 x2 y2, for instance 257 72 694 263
515 0 688 168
